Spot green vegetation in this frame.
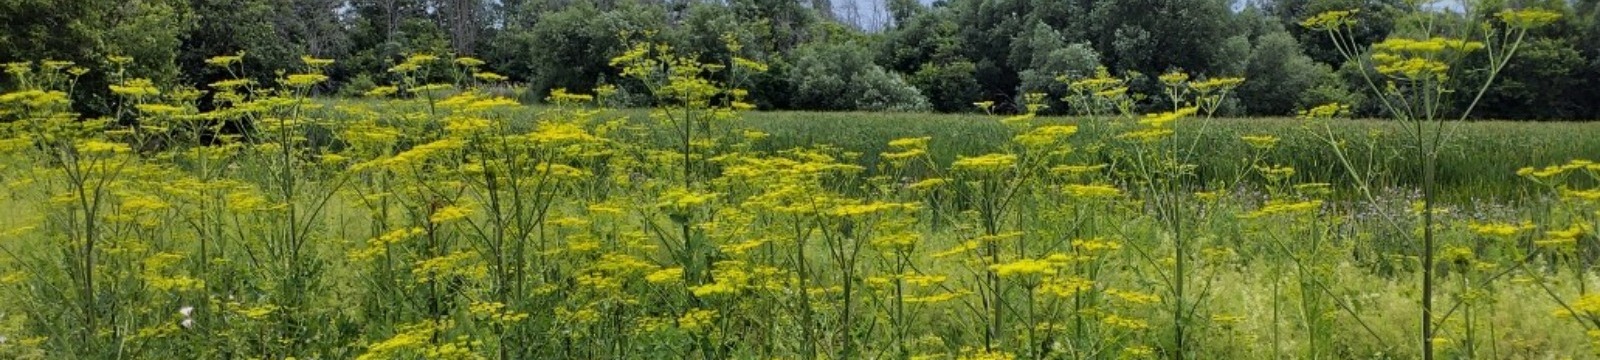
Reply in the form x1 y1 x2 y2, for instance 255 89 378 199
5 0 1600 119
739 112 1600 202
319 100 1600 201
4 1 1600 360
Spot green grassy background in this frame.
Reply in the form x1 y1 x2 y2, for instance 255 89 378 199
318 100 1600 202
706 110 1599 202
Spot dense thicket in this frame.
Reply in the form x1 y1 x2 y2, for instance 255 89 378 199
2 0 1597 119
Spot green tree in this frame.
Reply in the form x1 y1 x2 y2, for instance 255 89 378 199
1236 30 1340 115
1468 36 1592 119
1015 22 1102 112
911 60 980 112
1089 0 1238 76
180 0 347 92
345 0 452 83
1267 0 1403 65
887 0 924 27
729 0 821 53
879 6 962 74
788 41 929 111
434 0 489 55
484 2 666 98
1 0 192 114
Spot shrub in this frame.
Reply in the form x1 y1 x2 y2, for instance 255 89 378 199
1236 31 1341 116
911 60 980 112
787 41 930 111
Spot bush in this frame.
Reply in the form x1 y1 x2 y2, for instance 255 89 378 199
1017 43 1101 113
1236 31 1341 115
856 66 932 111
911 60 980 113
336 73 378 97
787 42 930 111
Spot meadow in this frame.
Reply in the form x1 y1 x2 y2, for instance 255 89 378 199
3 16 1600 360
730 111 1600 202
329 102 1600 203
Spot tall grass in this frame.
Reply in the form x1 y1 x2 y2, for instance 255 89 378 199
320 102 1600 201
2 18 1599 360
690 110 1600 202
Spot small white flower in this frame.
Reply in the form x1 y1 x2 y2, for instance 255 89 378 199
0 334 8 344
179 306 194 318
180 318 194 329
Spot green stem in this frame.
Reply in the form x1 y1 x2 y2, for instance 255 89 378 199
1422 150 1437 360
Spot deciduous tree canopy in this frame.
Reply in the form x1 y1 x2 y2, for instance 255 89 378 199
2 0 1596 119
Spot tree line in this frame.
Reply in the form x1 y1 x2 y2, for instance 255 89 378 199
2 0 1597 119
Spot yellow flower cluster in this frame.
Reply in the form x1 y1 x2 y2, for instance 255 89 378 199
1071 238 1123 253
1518 159 1596 179
1106 288 1161 305
1537 223 1590 247
1101 314 1150 330
1301 9 1358 31
205 53 244 67
645 267 684 284
907 178 948 191
884 136 931 162
952 153 1017 172
1066 67 1127 98
412 251 487 283
1040 276 1094 298
1138 107 1198 129
1255 164 1297 182
1467 221 1534 238
282 73 328 87
348 227 427 261
528 122 600 145
678 308 719 333
829 201 919 218
657 187 719 211
357 320 447 360
1159 71 1190 86
1117 128 1175 143
990 258 1055 278
430 204 473 224
140 252 204 292
1064 184 1122 198
1191 77 1245 93
353 138 465 172
469 301 530 323
871 232 921 250
110 78 160 97
904 290 970 304
388 54 440 73
1240 135 1280 150
1013 125 1078 148
1242 199 1323 219
955 348 1017 360
932 239 983 258
1052 164 1108 175
0 90 70 110
1370 37 1484 81
1498 8 1562 29
75 139 132 154
1559 294 1600 318
1299 103 1349 119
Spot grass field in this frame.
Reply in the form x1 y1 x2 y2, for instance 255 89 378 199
328 102 1600 202
738 111 1600 202
3 57 1600 360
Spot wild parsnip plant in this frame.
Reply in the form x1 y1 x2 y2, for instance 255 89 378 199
0 7 1595 359
1303 4 1562 359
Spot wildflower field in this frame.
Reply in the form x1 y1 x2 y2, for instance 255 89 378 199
2 7 1600 360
